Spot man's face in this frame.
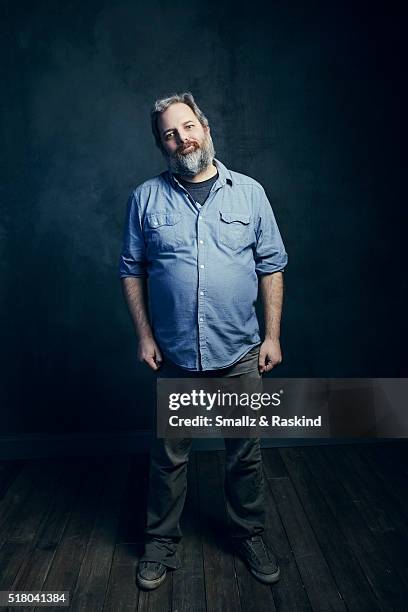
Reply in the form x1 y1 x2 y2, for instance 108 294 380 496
157 102 215 177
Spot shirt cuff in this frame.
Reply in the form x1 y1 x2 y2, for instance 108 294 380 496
119 256 147 278
255 252 288 275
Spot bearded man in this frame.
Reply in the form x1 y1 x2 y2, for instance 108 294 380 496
119 92 288 590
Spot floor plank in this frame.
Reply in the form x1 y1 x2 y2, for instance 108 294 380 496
70 457 131 611
261 457 312 612
263 450 346 612
33 458 109 612
304 446 407 611
13 460 84 612
172 452 206 612
322 445 408 589
0 443 406 611
103 543 139 612
0 460 64 594
360 443 408 520
280 447 381 611
197 450 242 612
0 461 48 545
217 450 277 612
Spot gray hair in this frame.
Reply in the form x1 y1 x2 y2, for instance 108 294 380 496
150 92 209 151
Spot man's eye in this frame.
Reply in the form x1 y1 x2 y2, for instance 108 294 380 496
186 125 194 129
165 133 174 140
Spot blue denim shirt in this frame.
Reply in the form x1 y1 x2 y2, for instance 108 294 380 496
119 158 288 371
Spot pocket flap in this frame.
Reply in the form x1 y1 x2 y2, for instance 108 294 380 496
147 212 181 228
220 211 250 224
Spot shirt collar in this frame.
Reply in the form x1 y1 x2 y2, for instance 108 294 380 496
167 158 233 189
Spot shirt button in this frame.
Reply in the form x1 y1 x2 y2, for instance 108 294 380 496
199 317 204 322
200 264 204 269
199 240 204 244
200 291 204 296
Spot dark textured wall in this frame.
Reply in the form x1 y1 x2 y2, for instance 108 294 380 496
1 0 405 434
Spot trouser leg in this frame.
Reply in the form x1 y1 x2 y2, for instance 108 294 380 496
142 344 263 565
141 437 192 569
224 437 265 539
222 347 265 539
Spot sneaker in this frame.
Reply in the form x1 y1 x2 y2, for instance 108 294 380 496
136 561 167 590
235 536 280 584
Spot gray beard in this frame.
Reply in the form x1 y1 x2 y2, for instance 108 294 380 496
165 133 216 178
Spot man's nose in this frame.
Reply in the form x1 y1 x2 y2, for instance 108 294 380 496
176 130 189 144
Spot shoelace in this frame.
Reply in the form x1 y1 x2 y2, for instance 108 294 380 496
140 561 165 573
243 536 271 564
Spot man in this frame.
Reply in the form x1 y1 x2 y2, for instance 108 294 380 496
119 92 288 590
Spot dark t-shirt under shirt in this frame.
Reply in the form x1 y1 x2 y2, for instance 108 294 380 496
176 169 219 206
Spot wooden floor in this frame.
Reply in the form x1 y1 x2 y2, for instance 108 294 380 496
0 442 407 611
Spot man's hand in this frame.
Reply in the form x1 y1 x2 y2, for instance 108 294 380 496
138 335 163 371
258 338 282 374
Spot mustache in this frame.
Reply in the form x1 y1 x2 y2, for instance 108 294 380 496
176 140 200 155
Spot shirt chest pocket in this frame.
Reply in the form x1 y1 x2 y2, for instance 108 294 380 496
219 211 251 250
145 212 183 251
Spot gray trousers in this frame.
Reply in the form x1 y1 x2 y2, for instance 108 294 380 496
141 345 265 570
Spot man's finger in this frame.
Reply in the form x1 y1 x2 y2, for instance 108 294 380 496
262 358 272 372
258 349 267 369
145 356 159 370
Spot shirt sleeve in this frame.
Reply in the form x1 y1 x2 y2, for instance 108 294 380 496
118 192 147 278
254 186 288 275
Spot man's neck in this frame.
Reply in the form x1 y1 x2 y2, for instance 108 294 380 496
177 161 218 183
